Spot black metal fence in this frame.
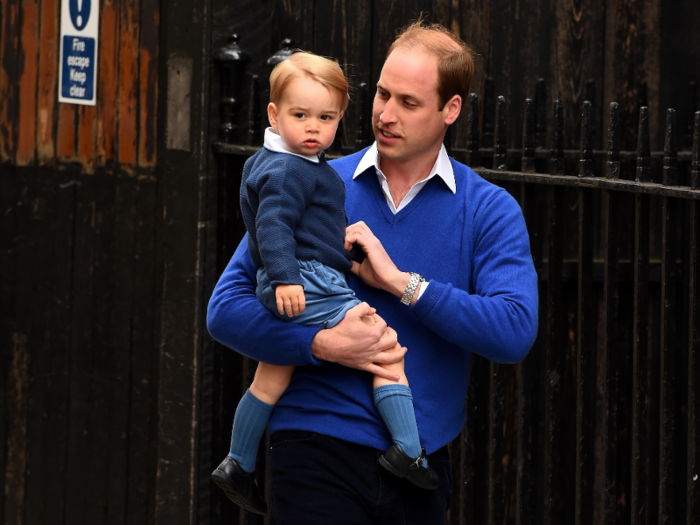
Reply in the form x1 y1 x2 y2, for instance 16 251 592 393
210 37 700 525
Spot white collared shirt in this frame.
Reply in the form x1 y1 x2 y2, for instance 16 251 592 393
264 127 320 163
352 143 456 214
352 142 457 300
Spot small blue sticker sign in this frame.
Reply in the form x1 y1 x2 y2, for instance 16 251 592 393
61 36 95 100
69 0 91 31
59 0 99 105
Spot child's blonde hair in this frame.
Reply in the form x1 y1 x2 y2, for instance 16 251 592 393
269 51 349 111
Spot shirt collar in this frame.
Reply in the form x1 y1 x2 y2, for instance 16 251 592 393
263 127 320 163
352 142 456 194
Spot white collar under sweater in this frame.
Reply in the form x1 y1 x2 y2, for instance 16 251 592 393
352 142 456 214
263 127 320 163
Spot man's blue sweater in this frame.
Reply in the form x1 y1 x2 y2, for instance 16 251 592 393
240 147 352 288
208 148 539 454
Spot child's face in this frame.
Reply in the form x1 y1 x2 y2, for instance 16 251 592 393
267 75 344 156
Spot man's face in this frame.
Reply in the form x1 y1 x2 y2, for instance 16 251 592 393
372 48 455 166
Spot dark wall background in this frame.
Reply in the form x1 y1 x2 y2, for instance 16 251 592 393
2 0 699 524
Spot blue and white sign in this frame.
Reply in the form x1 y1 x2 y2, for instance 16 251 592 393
59 0 99 105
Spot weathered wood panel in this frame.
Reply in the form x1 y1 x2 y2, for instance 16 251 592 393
0 0 20 162
36 0 60 163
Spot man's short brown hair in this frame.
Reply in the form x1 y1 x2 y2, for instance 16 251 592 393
387 20 474 110
269 51 349 111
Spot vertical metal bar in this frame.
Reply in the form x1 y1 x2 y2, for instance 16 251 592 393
543 107 567 524
631 106 651 524
688 111 700 524
494 96 507 170
535 78 547 148
522 98 535 173
575 183 595 525
517 182 543 525
247 74 261 146
550 101 564 176
488 361 510 525
606 102 620 180
579 101 594 177
659 105 679 524
466 93 481 168
483 78 496 148
601 188 620 525
600 106 623 523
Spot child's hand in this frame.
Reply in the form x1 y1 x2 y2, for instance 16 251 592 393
276 284 306 317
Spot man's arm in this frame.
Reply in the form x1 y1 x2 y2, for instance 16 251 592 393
207 235 406 376
346 190 538 364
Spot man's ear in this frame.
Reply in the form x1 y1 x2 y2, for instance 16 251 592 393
267 102 278 128
444 95 462 126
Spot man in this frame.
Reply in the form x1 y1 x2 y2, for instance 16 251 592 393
207 20 538 525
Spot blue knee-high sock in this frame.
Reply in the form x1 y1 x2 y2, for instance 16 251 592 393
228 389 274 473
373 384 422 460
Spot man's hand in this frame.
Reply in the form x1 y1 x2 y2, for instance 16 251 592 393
311 302 407 381
345 221 411 298
276 284 306 317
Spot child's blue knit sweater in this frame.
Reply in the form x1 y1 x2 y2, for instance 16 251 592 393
208 148 539 454
240 147 352 288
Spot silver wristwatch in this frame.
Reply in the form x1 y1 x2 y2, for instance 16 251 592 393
401 272 426 306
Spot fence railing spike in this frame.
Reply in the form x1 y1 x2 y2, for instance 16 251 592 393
494 95 507 170
578 101 594 177
663 108 678 186
266 38 294 67
691 111 700 189
247 74 261 146
522 98 536 173
466 93 481 167
483 78 496 148
606 102 620 180
550 100 564 175
213 34 250 144
686 81 698 150
636 106 651 183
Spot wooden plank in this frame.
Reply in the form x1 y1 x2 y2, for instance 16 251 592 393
56 96 78 160
313 0 372 150
271 0 315 53
604 0 662 154
18 168 74 525
118 0 140 168
125 179 160 524
452 0 490 151
36 0 60 164
77 104 97 171
4 332 28 525
371 0 433 91
552 0 605 150
96 0 119 167
16 0 41 165
487 363 517 525
0 0 20 162
137 0 159 167
63 173 109 524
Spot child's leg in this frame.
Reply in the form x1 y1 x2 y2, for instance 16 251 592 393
372 359 423 460
229 363 295 473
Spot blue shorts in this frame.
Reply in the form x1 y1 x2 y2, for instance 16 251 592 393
256 259 362 329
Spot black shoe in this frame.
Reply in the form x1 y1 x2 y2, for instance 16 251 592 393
379 444 439 490
211 456 267 515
